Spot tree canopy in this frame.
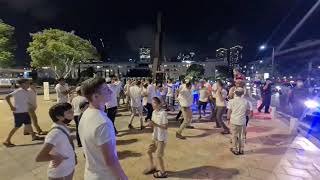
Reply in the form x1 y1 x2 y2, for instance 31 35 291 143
186 64 205 80
27 29 99 78
0 20 15 68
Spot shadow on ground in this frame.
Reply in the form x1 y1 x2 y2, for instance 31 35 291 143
247 146 288 155
167 165 239 179
117 138 138 145
118 150 142 160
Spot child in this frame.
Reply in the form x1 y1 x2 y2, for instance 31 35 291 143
227 87 250 155
35 103 76 180
71 86 87 147
143 97 168 178
3 79 44 147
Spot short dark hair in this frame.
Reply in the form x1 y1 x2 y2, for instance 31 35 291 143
217 79 224 87
186 82 192 88
152 97 161 104
79 101 89 110
81 77 106 101
17 78 29 85
148 78 153 84
235 90 244 97
49 103 72 122
136 80 141 86
57 77 65 82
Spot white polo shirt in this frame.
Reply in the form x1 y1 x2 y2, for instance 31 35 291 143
79 108 118 180
9 88 31 113
227 96 250 125
45 123 75 178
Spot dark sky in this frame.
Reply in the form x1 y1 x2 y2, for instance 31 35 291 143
1 0 320 66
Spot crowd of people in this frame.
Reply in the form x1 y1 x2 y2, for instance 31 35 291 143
2 68 259 179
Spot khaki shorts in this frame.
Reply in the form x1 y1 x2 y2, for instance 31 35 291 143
131 106 143 115
147 140 166 157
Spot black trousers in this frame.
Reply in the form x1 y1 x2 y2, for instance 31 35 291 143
105 106 118 133
145 103 153 121
258 96 271 113
74 115 82 147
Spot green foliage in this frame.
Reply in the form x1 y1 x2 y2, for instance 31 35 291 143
186 64 204 79
0 21 15 67
27 29 99 78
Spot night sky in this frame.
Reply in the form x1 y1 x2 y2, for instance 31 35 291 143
1 0 320 66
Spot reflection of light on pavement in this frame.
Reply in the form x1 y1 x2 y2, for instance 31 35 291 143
291 136 320 152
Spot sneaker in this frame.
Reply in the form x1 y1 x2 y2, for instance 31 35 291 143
176 133 186 140
32 136 45 141
221 131 230 135
186 125 195 129
128 124 134 129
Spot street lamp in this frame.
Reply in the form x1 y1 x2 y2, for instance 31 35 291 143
259 45 275 79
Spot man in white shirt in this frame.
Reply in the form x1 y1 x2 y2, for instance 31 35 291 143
55 78 72 103
3 79 44 147
198 80 209 119
128 80 144 130
166 79 175 111
105 78 119 135
79 77 127 180
215 80 230 134
145 78 156 122
124 79 132 110
227 87 250 155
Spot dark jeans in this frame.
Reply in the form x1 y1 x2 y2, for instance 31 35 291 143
74 115 82 147
216 106 229 132
258 96 271 113
105 106 118 133
198 101 208 111
145 103 153 121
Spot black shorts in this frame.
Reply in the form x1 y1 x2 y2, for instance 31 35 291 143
13 113 31 128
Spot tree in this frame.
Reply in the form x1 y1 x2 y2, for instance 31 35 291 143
0 20 15 68
27 29 99 78
186 64 204 80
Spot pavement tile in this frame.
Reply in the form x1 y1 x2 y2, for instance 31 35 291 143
275 173 304 180
283 167 312 178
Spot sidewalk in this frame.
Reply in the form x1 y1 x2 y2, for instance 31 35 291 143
0 97 320 179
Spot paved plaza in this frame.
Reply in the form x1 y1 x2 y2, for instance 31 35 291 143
1 95 320 180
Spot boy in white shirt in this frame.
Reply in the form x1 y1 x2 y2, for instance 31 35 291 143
128 80 144 130
198 80 209 119
36 103 76 180
227 87 250 155
71 86 87 147
55 78 72 103
3 79 44 147
166 79 175 111
143 97 168 178
79 78 127 180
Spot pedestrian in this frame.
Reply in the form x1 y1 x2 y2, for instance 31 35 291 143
258 78 272 113
128 80 144 130
176 82 194 139
124 79 132 111
55 78 72 103
166 79 175 111
26 81 47 135
227 87 250 155
3 79 44 147
71 86 87 147
145 78 157 122
192 80 199 105
79 77 128 180
215 80 230 134
159 83 167 107
143 97 168 178
175 80 186 122
105 78 119 135
288 79 310 119
142 82 149 115
198 80 209 120
35 103 76 180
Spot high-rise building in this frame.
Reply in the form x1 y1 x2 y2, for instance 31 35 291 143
139 47 151 64
229 45 243 70
216 48 228 62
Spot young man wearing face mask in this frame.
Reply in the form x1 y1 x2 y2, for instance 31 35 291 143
36 103 76 180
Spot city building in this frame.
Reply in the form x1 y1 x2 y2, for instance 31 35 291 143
229 45 243 71
216 48 228 62
139 47 151 64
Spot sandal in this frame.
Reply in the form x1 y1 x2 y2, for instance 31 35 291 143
230 148 239 155
3 142 15 147
153 171 168 178
32 136 45 141
143 167 157 175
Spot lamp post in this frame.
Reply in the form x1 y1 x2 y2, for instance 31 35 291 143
259 45 275 79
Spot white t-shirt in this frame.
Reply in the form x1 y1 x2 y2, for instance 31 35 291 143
105 84 118 109
129 86 142 108
147 84 157 103
215 89 228 107
45 123 75 178
227 97 250 125
152 110 168 143
166 83 174 97
199 87 208 102
178 87 193 107
79 108 118 180
211 83 217 98
71 96 87 116
142 88 148 106
28 88 37 109
55 84 69 103
9 88 31 113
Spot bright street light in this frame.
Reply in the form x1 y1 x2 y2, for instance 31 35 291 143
259 60 263 63
259 45 266 50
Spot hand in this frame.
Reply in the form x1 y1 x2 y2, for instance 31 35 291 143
52 153 68 168
10 106 16 111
